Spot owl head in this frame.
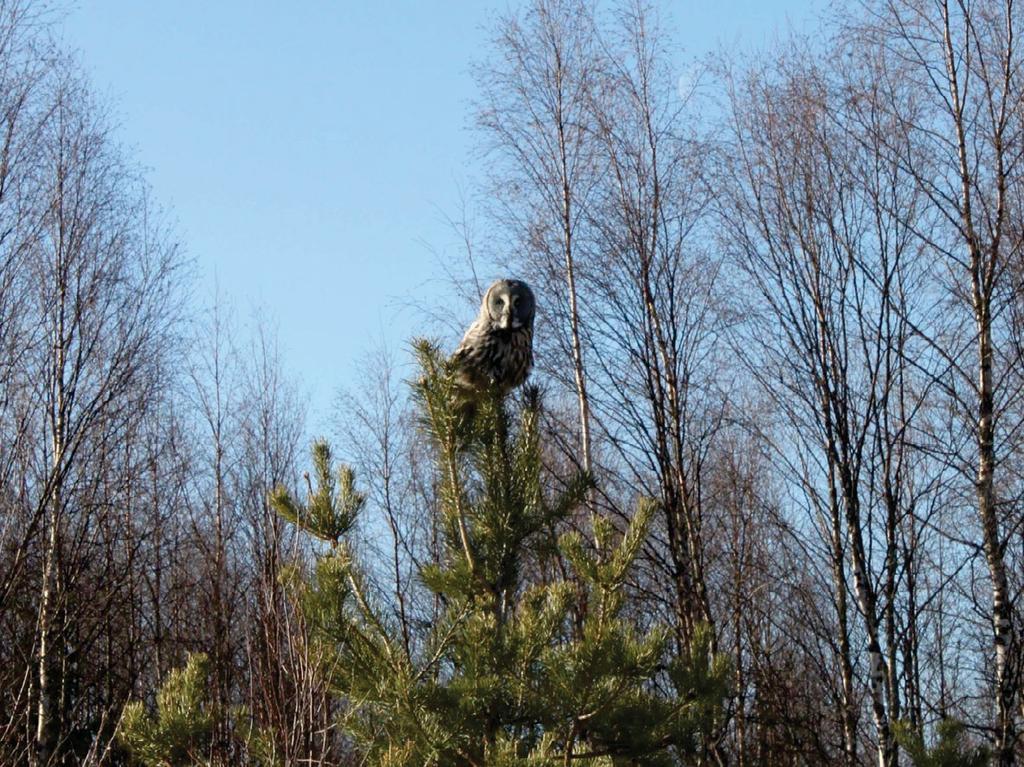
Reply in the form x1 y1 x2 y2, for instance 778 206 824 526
482 279 535 331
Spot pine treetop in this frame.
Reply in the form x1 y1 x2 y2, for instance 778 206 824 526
269 340 730 765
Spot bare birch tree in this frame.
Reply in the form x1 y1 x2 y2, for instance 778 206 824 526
720 37 940 764
26 68 185 764
848 1 1024 760
475 0 601 483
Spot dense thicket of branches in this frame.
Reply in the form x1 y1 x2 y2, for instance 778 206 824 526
4 0 1024 764
0 5 317 764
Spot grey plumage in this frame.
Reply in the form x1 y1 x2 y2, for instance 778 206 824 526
452 279 535 396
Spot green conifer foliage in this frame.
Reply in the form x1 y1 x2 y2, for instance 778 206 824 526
270 340 730 765
893 720 989 767
117 653 215 767
118 653 281 767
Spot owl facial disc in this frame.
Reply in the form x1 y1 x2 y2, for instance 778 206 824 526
486 279 534 331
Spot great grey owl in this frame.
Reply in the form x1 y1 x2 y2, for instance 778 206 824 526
451 279 535 396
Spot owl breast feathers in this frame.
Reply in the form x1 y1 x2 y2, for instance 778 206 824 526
452 279 535 396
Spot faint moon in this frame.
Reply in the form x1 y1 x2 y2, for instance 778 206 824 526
677 71 695 101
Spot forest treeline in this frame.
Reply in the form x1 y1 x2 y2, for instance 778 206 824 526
2 0 1024 764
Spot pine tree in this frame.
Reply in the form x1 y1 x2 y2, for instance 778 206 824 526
892 720 989 767
118 653 280 767
118 653 216 767
271 340 730 765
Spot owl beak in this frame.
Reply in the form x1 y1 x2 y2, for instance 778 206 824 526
498 309 512 330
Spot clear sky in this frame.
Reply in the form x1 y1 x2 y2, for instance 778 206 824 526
60 1 821 428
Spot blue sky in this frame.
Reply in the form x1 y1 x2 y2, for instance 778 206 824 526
60 1 820 428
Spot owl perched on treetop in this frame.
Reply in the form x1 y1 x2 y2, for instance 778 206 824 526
452 279 535 396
